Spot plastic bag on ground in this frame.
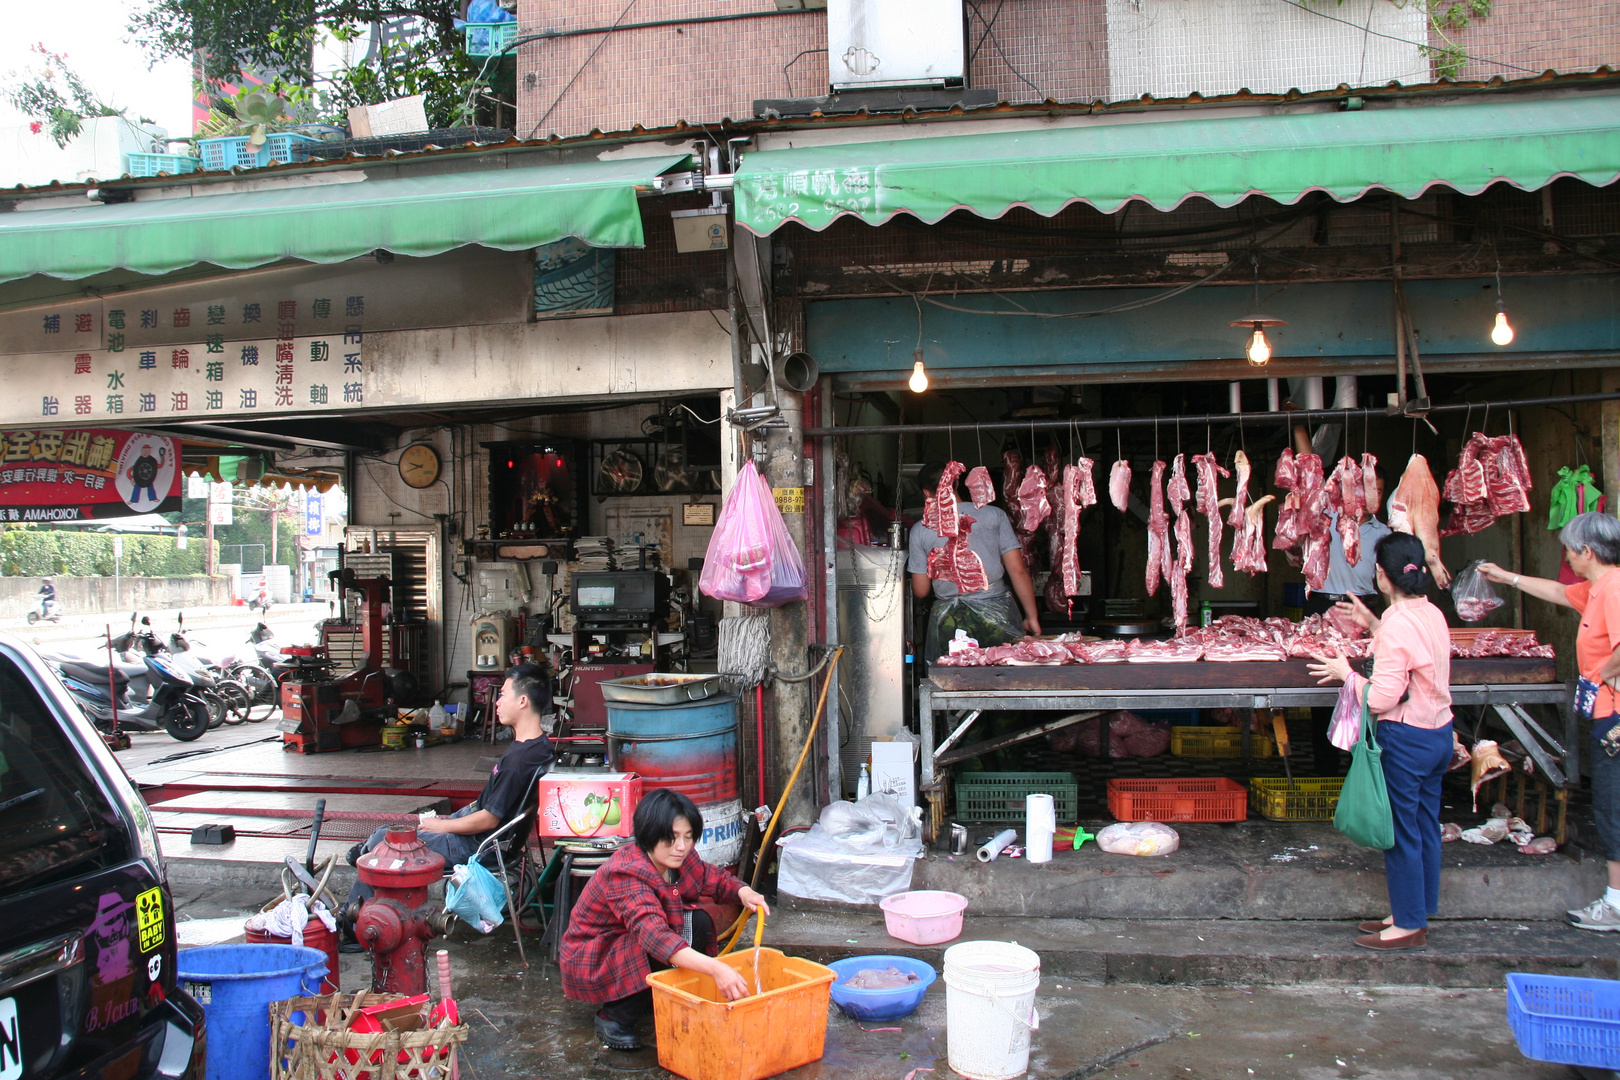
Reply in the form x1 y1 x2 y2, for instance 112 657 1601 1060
1095 821 1180 857
445 859 507 933
816 792 919 851
1451 560 1504 622
777 793 924 904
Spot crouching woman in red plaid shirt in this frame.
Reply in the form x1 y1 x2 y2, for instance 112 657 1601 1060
560 788 770 1050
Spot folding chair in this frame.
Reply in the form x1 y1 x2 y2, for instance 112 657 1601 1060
465 766 546 966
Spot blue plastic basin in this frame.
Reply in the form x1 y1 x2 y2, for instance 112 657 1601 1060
827 955 937 1021
177 943 327 1080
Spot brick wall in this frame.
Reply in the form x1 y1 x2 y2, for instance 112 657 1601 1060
515 0 1620 140
1439 0 1620 81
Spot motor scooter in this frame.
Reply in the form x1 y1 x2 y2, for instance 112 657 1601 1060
27 597 62 624
48 652 211 741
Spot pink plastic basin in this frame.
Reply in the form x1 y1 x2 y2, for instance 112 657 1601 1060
879 890 968 945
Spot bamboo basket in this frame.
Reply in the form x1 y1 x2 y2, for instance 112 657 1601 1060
270 991 469 1080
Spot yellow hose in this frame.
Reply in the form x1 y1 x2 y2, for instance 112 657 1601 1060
719 647 844 956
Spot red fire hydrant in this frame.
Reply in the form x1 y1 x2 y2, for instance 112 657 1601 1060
354 827 450 994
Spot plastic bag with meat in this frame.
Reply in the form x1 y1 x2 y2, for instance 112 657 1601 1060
1451 560 1505 622
1068 711 1171 759
1096 821 1180 857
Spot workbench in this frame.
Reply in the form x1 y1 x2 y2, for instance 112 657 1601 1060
918 658 1575 833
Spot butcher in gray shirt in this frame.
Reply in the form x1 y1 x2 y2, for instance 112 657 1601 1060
908 462 1042 662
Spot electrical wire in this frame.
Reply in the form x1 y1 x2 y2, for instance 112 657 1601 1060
526 0 641 139
863 257 1237 319
963 0 1043 97
1274 0 1540 75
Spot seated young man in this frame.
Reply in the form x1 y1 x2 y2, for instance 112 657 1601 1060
343 662 554 920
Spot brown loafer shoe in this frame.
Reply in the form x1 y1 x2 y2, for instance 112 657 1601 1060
1354 928 1426 951
1358 920 1392 934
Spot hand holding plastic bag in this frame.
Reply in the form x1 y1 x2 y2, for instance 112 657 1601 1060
1329 678 1363 751
1451 560 1504 622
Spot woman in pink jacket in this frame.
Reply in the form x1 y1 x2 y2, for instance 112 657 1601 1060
1309 532 1453 951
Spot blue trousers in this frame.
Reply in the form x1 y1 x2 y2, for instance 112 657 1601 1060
1378 720 1455 929
345 804 483 907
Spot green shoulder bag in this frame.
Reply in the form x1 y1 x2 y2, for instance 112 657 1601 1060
1333 683 1395 850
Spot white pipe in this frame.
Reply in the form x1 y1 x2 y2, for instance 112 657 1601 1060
1302 377 1325 411
1228 382 1242 414
1333 375 1359 410
977 828 1018 862
1266 379 1280 412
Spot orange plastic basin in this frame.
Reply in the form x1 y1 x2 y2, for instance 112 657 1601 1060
647 947 836 1080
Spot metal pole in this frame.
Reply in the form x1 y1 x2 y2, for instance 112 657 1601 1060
804 391 1620 438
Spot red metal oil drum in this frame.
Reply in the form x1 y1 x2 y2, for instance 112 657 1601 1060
606 694 744 868
245 920 340 994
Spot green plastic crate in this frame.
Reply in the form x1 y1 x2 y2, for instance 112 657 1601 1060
955 772 1078 824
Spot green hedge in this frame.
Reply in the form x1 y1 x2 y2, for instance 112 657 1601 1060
0 527 214 577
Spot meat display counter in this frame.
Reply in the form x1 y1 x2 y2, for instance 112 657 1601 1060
917 658 1572 838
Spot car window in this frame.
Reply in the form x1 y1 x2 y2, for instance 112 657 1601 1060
0 655 128 892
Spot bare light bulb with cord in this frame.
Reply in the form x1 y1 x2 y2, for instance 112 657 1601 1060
1491 300 1515 346
908 348 929 393
1246 324 1272 366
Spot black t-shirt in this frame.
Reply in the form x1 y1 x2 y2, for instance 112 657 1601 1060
477 735 554 824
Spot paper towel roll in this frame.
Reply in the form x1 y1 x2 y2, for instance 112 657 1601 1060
1026 793 1055 864
976 828 1017 862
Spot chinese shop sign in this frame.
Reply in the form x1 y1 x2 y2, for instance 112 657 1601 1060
0 430 181 521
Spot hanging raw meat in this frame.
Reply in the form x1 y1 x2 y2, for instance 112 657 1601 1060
1109 460 1132 513
921 493 938 531
1167 455 1193 628
1017 466 1051 533
1225 450 1252 529
1041 445 1062 539
936 461 967 538
1294 453 1331 593
1389 454 1451 586
965 466 996 509
1055 461 1098 608
1326 455 1366 567
1360 452 1380 516
927 514 989 593
1002 449 1025 530
1442 433 1533 537
1272 449 1301 551
1231 494 1276 575
1146 460 1168 598
1192 452 1231 589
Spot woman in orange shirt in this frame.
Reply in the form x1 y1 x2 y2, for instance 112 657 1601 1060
1309 532 1453 951
1481 510 1620 932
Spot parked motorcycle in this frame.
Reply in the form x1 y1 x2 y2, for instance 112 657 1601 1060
48 651 211 741
26 597 62 624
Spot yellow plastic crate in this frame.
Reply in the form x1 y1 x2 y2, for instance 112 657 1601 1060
1249 777 1344 821
1171 725 1275 759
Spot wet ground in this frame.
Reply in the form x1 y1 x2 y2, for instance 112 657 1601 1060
176 885 1573 1080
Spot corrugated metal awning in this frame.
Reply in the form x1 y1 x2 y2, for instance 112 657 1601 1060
734 95 1620 234
0 155 689 283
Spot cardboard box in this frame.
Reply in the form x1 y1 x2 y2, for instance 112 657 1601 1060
868 740 916 808
536 771 641 838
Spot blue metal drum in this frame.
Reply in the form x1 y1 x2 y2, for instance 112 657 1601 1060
606 695 744 867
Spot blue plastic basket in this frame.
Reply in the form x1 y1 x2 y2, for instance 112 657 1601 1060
827 955 936 1021
124 152 200 177
197 132 324 171
463 21 519 57
1507 972 1620 1069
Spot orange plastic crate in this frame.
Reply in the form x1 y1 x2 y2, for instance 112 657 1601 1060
1107 777 1248 822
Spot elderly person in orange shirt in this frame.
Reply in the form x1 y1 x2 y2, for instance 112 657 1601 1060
1479 510 1620 932
1309 532 1453 951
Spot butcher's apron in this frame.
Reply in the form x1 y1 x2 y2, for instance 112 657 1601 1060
925 592 1024 666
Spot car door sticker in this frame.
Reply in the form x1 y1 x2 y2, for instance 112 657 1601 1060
0 997 21 1080
135 888 165 952
147 954 162 982
84 892 140 1034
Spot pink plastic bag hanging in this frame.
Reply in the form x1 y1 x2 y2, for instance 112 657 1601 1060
699 461 774 604
755 476 808 608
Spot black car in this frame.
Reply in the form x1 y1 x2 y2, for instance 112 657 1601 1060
0 633 205 1080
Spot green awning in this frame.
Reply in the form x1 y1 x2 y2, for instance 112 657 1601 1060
0 155 688 283
735 95 1620 234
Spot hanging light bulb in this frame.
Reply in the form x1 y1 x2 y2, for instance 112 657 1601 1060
1490 265 1514 346
1246 324 1272 366
908 348 929 393
1229 315 1286 368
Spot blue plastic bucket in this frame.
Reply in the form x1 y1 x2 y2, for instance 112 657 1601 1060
177 943 327 1080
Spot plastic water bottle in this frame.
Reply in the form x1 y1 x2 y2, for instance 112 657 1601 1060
430 700 449 735
856 763 870 801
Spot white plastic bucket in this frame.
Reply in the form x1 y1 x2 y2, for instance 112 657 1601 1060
1025 793 1055 864
943 940 1041 1080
